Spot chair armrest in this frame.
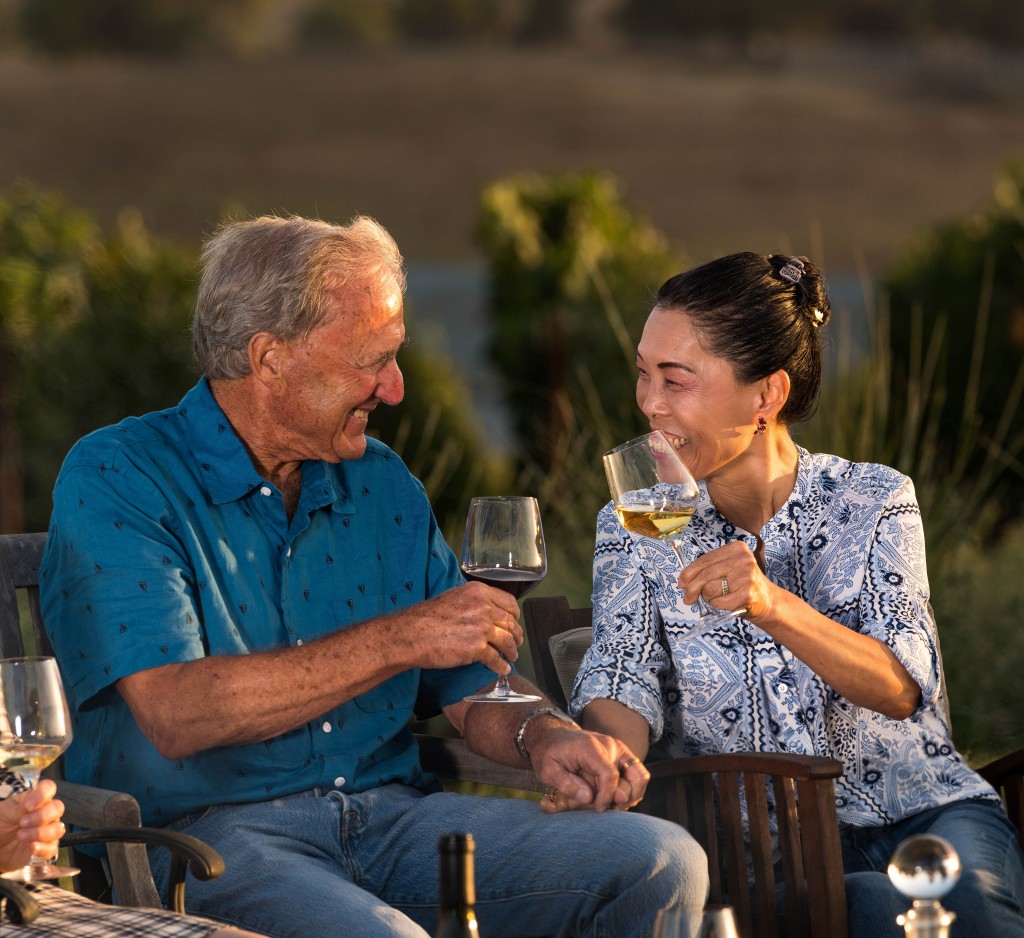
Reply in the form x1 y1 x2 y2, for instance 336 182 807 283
0 878 40 924
61 827 224 915
57 780 146 829
977 747 1024 787
648 750 844 782
416 734 546 793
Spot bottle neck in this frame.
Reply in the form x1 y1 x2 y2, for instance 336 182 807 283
439 848 476 909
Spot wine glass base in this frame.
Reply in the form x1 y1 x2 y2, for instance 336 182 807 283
464 690 542 703
3 863 80 883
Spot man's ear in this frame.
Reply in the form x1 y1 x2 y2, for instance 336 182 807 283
249 333 285 388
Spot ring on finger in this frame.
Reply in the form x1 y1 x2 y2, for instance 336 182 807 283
619 757 641 772
545 787 557 803
721 576 730 597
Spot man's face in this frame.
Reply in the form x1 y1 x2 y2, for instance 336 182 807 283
273 275 406 463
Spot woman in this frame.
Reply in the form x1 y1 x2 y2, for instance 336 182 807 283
0 772 265 937
566 253 1024 936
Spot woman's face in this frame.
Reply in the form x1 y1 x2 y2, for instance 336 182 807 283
635 306 761 482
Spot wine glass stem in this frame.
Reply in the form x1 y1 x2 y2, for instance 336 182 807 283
19 771 49 873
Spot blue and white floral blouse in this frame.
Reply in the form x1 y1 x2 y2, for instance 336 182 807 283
570 447 999 829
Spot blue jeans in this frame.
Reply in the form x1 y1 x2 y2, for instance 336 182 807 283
149 784 709 938
841 799 1024 937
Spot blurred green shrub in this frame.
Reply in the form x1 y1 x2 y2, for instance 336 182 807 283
17 0 207 55
933 521 1024 761
881 160 1024 529
0 182 96 533
478 171 682 469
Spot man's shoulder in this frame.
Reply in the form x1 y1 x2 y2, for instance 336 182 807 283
61 408 183 472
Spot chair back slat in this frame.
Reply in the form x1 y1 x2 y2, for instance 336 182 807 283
796 777 847 936
773 775 809 937
746 771 780 938
0 533 49 659
716 771 753 935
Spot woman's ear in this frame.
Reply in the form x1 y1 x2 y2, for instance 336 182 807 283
759 369 791 421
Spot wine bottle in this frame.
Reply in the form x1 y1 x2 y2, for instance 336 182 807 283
436 832 480 937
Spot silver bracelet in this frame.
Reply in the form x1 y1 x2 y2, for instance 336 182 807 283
513 707 578 768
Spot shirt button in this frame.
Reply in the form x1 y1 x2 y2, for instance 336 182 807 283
286 547 292 557
296 639 303 646
334 776 345 787
322 721 332 733
260 486 273 496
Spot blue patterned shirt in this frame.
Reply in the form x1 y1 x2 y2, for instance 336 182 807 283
39 378 492 827
571 448 998 829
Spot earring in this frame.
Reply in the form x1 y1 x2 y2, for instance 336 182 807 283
755 416 767 436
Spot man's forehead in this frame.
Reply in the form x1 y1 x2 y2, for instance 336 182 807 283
325 277 404 329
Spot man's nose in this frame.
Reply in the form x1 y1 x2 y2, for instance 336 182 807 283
376 362 404 406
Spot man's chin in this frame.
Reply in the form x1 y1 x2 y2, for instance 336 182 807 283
334 433 368 462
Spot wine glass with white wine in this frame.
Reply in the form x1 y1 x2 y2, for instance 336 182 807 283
460 496 546 703
603 431 747 637
0 656 79 881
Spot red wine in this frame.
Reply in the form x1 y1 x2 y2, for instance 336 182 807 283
461 565 545 599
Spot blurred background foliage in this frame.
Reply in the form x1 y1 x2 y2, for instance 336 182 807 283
5 0 1024 57
4 157 1021 755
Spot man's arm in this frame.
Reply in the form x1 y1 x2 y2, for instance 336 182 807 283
117 582 520 760
444 679 650 813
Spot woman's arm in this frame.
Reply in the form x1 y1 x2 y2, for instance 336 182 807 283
579 698 652 762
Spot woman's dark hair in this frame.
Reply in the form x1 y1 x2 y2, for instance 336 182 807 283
653 252 831 425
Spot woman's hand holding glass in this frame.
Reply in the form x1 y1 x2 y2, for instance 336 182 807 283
0 656 78 881
675 539 777 622
0 778 65 875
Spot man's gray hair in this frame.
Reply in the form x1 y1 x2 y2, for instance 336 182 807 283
193 214 406 379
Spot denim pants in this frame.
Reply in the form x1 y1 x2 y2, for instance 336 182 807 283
149 784 709 938
841 798 1024 937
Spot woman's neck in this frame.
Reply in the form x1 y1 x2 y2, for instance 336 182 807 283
705 432 800 536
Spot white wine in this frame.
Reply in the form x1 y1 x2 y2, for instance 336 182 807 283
616 504 695 540
0 744 64 774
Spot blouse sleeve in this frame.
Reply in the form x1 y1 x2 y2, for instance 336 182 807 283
859 474 942 707
568 502 673 741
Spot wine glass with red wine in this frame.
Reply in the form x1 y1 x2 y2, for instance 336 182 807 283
461 496 546 703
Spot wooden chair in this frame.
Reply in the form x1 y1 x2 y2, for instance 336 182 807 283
0 532 227 914
1 531 545 919
525 594 848 938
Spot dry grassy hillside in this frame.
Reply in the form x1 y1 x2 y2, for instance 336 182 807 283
1 41 1023 271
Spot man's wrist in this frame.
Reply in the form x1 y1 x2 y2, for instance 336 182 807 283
513 707 578 768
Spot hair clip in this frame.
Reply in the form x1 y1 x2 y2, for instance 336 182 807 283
812 308 824 324
778 261 804 285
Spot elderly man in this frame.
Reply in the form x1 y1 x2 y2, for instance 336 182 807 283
40 215 707 938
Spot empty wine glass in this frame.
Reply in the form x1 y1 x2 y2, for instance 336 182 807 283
603 431 747 636
461 496 546 703
0 656 79 881
654 905 740 938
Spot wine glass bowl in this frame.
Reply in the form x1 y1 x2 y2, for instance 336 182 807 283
603 432 747 630
461 496 546 703
0 656 79 881
654 904 740 938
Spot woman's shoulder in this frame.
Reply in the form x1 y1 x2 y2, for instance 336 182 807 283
802 449 913 501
